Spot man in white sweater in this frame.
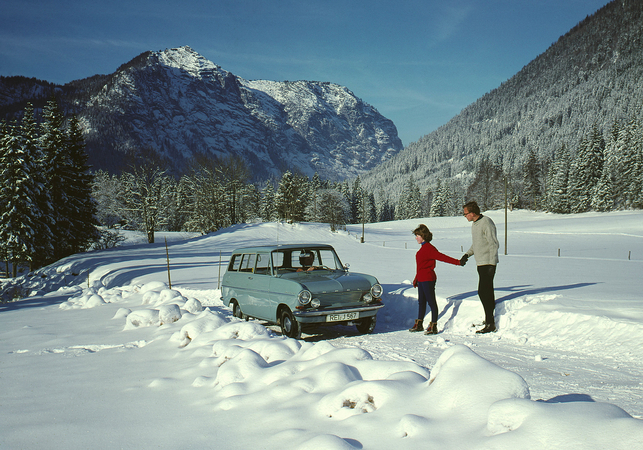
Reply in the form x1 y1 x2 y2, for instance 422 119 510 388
461 201 499 333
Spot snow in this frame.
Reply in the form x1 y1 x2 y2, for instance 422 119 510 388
1 210 643 449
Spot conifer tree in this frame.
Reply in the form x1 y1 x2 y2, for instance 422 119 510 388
275 171 304 222
466 157 504 211
522 148 541 210
545 144 571 213
40 98 74 259
65 115 99 252
260 182 277 222
374 189 391 222
0 121 40 275
569 125 604 213
21 103 54 267
614 117 642 209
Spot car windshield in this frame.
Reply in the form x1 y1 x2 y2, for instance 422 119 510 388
271 247 343 275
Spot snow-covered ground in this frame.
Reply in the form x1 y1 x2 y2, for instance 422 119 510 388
1 210 642 449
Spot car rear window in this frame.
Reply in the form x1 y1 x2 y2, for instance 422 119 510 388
228 254 242 271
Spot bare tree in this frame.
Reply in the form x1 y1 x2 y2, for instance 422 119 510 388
121 148 174 244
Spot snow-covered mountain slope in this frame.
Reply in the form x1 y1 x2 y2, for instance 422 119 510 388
360 0 643 201
0 46 403 180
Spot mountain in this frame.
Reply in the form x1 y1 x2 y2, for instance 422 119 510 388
0 47 403 181
360 0 643 202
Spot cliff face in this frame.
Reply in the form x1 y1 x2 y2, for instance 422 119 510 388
1 46 403 180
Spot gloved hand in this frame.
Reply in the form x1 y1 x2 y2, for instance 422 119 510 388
459 254 469 266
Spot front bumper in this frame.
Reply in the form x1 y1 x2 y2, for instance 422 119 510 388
293 302 384 323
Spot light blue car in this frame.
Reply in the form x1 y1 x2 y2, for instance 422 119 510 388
221 244 384 338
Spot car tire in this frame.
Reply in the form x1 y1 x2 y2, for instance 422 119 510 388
356 315 377 334
231 301 244 320
280 309 301 339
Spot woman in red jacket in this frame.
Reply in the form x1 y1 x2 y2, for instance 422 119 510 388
410 224 465 334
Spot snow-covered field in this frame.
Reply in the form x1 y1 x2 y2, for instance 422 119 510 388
1 210 642 449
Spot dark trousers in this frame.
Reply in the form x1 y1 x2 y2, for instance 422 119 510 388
477 265 496 325
417 280 438 322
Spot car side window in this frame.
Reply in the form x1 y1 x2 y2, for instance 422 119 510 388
255 253 270 275
239 254 256 273
272 251 291 275
319 249 340 269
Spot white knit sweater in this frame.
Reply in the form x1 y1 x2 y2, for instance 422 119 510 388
466 215 499 265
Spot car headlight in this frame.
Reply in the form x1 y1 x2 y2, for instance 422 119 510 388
310 298 321 308
298 289 312 305
370 284 383 299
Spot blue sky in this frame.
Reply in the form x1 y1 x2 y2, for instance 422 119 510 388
1 0 610 146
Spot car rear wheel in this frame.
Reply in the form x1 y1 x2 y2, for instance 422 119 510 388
280 309 301 339
231 301 245 320
356 315 377 334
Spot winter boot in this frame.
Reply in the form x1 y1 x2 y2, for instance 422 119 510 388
424 322 438 335
476 322 496 334
409 319 423 332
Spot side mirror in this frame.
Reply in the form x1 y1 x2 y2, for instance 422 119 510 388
343 263 350 271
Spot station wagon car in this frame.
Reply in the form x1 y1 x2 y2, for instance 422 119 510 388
221 244 384 338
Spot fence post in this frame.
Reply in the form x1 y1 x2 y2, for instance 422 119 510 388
165 237 172 289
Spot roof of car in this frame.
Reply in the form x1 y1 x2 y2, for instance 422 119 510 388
231 243 334 253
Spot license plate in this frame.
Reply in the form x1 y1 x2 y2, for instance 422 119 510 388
326 312 359 322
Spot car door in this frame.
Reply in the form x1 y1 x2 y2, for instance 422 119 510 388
250 252 273 321
236 253 260 317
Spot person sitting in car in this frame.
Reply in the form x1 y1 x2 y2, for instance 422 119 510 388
297 251 318 272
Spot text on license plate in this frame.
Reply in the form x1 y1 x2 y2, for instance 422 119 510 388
326 312 359 322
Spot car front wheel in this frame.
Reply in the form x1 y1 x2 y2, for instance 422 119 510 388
280 309 301 339
356 315 377 334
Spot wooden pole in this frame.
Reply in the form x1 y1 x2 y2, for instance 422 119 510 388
218 250 222 290
165 237 172 289
504 176 508 255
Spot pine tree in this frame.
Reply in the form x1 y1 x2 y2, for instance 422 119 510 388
522 148 541 210
592 123 619 211
395 176 423 220
430 179 453 217
21 103 54 267
0 121 40 276
260 182 277 222
65 115 99 252
466 157 504 211
569 125 604 213
239 183 261 223
375 188 394 222
274 171 292 222
218 154 250 225
41 98 77 259
545 144 571 213
614 117 643 209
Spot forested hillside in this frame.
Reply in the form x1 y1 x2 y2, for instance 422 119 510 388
361 0 643 214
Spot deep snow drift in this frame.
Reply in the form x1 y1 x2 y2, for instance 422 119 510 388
1 210 642 449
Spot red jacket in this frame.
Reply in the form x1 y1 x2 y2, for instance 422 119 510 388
414 242 461 284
